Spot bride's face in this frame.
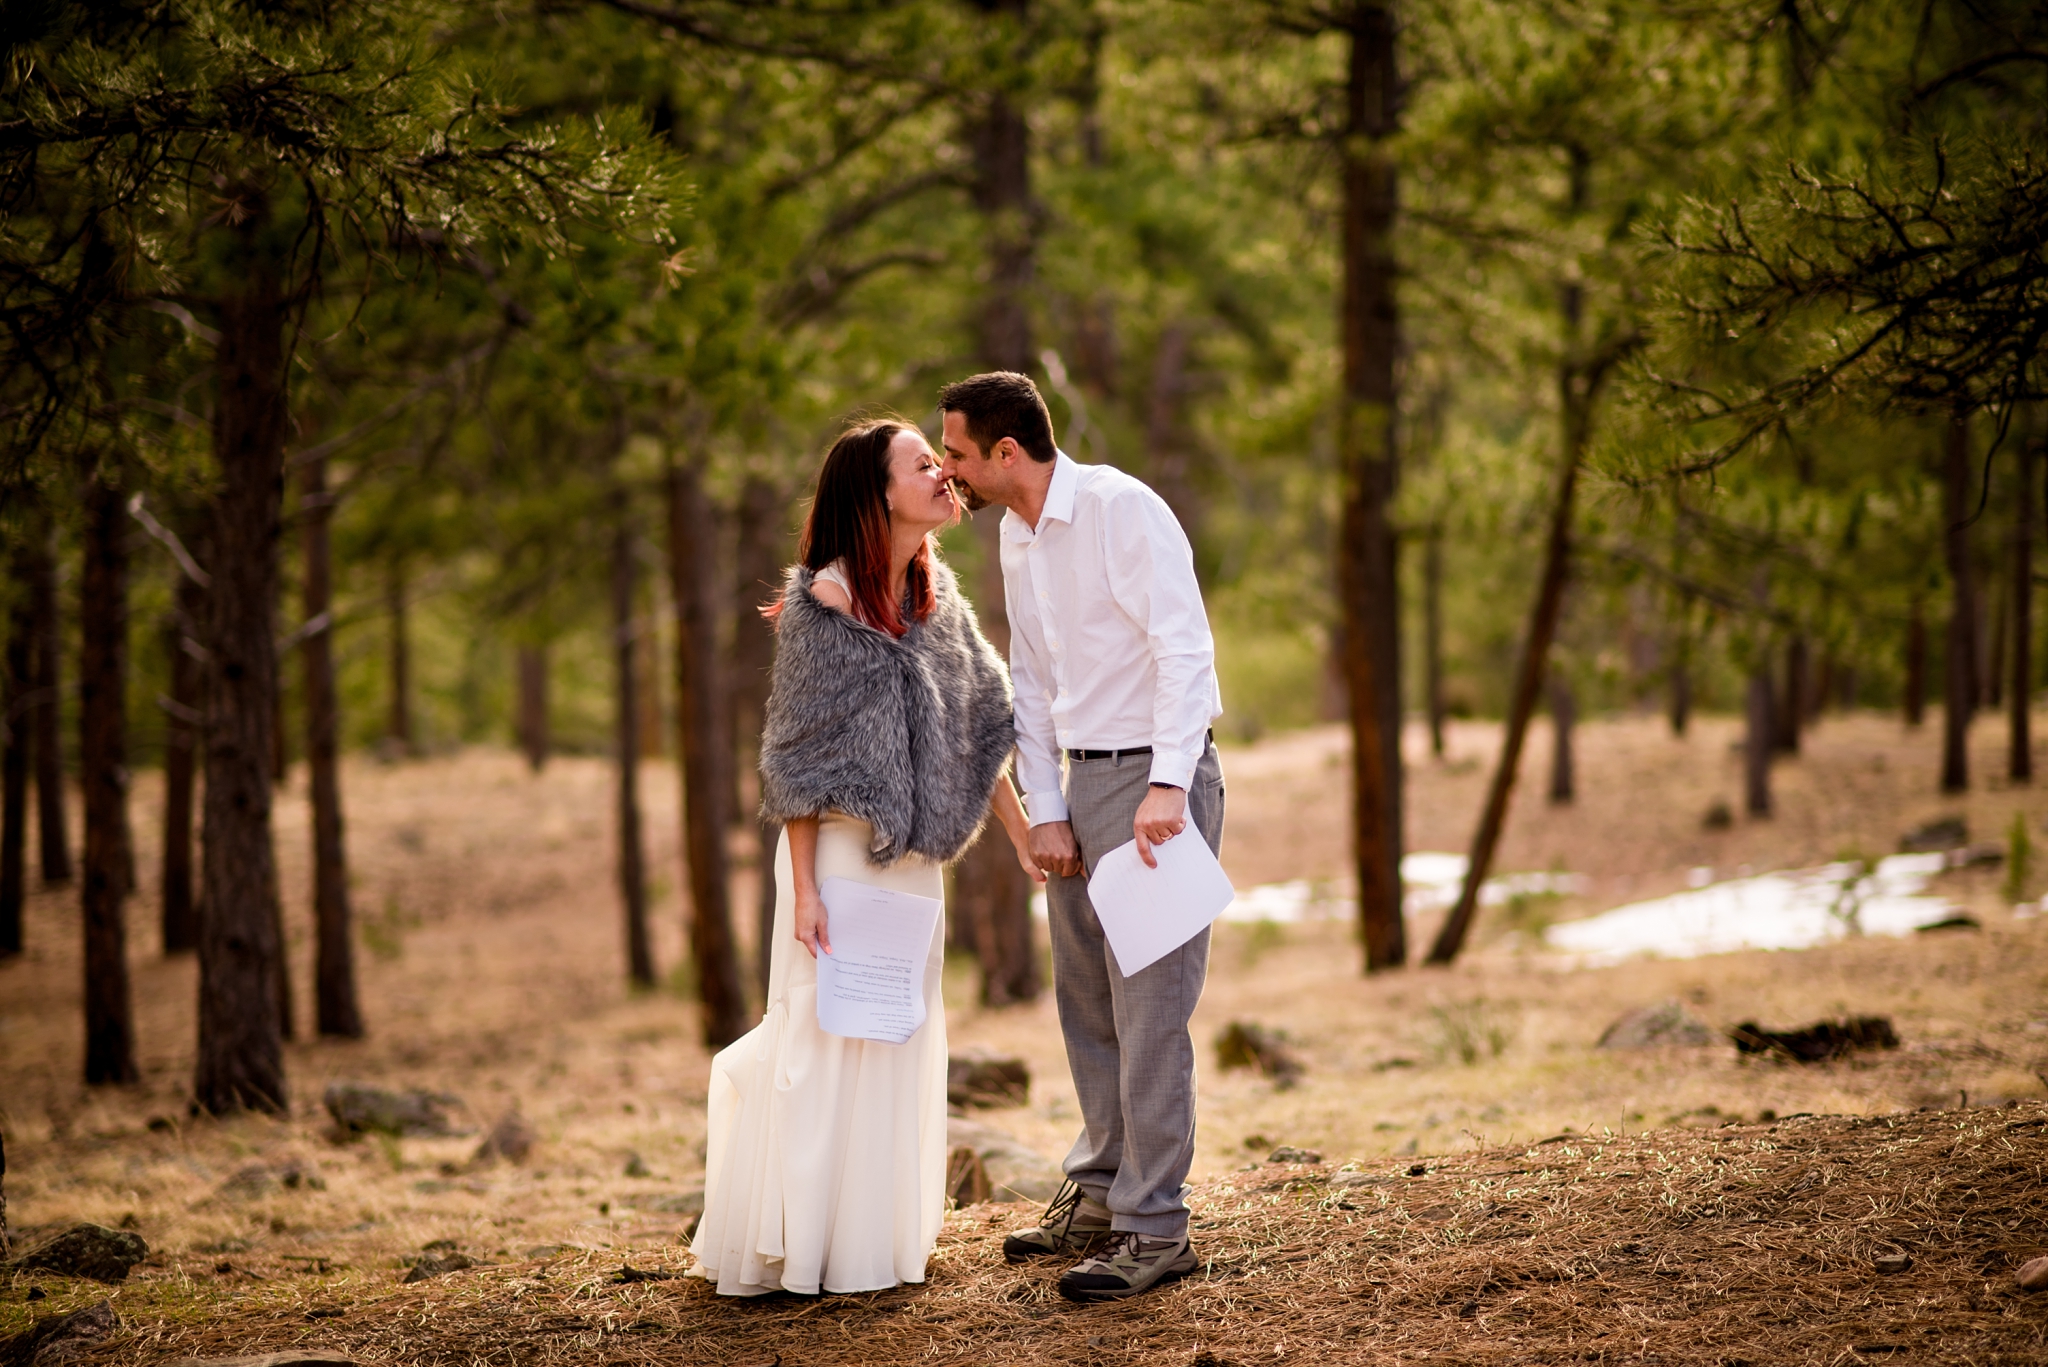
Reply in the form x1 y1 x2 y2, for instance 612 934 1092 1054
885 428 960 534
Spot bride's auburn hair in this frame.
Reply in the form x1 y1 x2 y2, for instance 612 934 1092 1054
765 417 937 639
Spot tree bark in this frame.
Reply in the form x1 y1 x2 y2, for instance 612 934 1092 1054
1 551 30 957
613 487 654 989
516 645 549 772
1746 653 1774 816
2013 433 2035 782
1942 411 1975 793
668 458 748 1045
1339 2 1405 972
160 568 203 954
29 527 70 886
1905 598 1927 726
1424 526 1446 758
732 474 784 1002
1547 671 1575 805
80 467 138 1085
1147 320 1200 540
301 454 362 1038
1776 637 1807 754
195 195 290 1116
385 563 412 756
957 34 1043 1005
1425 410 1582 965
1668 627 1692 737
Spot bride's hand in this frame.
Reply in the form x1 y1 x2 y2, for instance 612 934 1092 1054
794 885 831 958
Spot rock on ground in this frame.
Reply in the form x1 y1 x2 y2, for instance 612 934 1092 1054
9 1224 148 1283
1597 1000 1715 1049
0 1298 118 1367
470 1109 536 1165
322 1083 462 1137
946 1117 1062 1204
947 1052 1031 1109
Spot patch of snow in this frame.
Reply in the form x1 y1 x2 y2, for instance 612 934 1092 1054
1542 853 1954 966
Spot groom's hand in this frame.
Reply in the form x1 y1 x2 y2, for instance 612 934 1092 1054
1133 783 1188 869
1029 820 1084 879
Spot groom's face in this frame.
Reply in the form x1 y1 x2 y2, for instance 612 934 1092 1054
938 411 997 511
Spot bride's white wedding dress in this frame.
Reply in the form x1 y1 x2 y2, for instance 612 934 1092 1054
688 810 948 1296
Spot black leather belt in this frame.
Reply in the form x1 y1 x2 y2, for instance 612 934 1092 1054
1067 730 1212 763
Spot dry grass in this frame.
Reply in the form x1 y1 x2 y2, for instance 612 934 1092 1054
4 709 2048 1362
13 1107 2048 1365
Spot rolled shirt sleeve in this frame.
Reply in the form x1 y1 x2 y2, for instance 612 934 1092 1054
1102 492 1216 791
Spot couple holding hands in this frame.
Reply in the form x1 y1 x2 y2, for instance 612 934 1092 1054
689 371 1226 1304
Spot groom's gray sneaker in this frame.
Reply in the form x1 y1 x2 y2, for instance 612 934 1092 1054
1056 1231 1198 1301
1002 1180 1113 1263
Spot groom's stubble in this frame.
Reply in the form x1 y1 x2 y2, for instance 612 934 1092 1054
949 475 992 513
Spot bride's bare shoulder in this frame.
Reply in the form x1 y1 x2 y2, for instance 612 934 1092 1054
811 578 853 614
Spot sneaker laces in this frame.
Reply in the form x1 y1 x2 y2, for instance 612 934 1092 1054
1038 1178 1086 1238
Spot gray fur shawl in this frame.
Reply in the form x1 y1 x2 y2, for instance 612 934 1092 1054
758 557 1015 866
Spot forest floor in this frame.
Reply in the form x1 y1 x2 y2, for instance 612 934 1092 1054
3 709 2047 1363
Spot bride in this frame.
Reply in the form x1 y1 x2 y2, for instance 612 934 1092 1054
689 416 1038 1296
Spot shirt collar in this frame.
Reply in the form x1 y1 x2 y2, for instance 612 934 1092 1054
1001 450 1078 543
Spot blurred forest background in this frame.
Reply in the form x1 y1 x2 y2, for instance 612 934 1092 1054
3 0 2045 1114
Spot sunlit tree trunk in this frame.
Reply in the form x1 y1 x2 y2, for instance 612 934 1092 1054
1942 411 1975 793
612 487 654 989
80 465 138 1085
160 568 203 953
668 457 747 1045
385 562 412 756
1 557 29 957
1339 1 1405 972
29 526 70 887
1424 526 1446 758
2012 433 2034 783
956 23 1042 1005
732 473 784 1002
195 190 289 1116
1547 672 1575 805
301 454 362 1037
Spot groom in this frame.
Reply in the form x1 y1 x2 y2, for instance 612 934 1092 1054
937 371 1225 1302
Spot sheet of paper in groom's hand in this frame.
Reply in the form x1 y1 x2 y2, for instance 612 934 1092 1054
1086 832 1237 978
813 877 943 1045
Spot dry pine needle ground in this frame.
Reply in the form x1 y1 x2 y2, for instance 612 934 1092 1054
12 1102 2046 1367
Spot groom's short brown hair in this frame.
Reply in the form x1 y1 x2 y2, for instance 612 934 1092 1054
937 372 1057 464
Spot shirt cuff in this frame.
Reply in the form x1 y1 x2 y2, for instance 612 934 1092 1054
1023 789 1071 826
1147 750 1199 791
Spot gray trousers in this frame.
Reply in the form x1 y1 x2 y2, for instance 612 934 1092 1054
1046 741 1225 1238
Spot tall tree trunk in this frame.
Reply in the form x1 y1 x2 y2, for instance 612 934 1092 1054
160 568 203 954
668 458 748 1045
195 197 289 1116
29 527 70 886
1776 637 1806 754
1905 597 1927 726
732 474 784 1002
1339 2 1405 972
1424 526 1446 758
1426 401 1583 965
1942 411 1975 793
271 600 289 785
957 39 1042 1005
301 454 362 1037
1668 630 1692 737
2012 433 2034 783
516 645 549 772
1745 654 1774 816
613 488 654 989
1 553 30 957
1547 671 1575 805
1986 578 2006 710
80 466 138 1085
385 563 412 756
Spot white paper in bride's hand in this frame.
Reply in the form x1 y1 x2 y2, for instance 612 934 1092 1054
813 877 943 1044
1086 832 1236 978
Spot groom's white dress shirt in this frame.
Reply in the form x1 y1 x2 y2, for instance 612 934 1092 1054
1001 451 1223 827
